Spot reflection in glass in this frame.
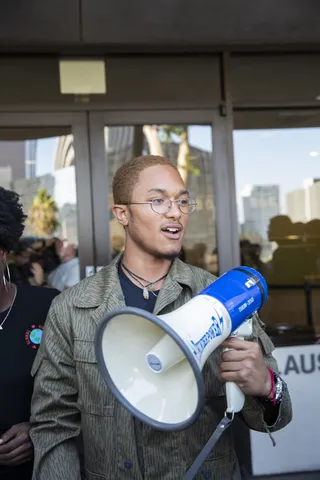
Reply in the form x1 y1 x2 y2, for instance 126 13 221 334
234 128 320 342
0 134 79 291
105 125 218 275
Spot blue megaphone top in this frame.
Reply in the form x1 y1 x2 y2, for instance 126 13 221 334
198 266 268 333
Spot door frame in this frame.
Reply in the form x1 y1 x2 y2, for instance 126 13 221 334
89 109 240 274
0 112 95 280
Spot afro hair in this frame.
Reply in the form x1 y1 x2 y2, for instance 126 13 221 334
0 186 27 252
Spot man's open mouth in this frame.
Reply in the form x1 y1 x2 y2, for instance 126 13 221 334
161 225 182 239
162 227 180 233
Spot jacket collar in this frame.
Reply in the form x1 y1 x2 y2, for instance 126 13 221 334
73 253 199 313
73 254 124 309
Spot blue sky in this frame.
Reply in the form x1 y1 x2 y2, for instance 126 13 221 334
35 125 320 223
36 137 58 177
189 126 320 222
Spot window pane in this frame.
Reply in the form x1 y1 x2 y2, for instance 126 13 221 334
105 124 218 275
233 126 320 341
0 132 80 290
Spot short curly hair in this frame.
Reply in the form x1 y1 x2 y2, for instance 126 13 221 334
0 186 27 252
112 155 178 204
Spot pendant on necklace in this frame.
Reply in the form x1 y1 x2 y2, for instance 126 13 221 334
0 326 3 330
143 287 149 300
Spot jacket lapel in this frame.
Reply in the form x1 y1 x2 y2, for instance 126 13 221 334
154 258 199 314
153 275 183 314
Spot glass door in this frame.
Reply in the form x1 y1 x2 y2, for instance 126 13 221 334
0 113 95 289
88 109 236 276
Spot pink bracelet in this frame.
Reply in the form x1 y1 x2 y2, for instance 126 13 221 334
266 367 276 406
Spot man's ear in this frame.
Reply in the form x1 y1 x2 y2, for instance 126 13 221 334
112 205 129 227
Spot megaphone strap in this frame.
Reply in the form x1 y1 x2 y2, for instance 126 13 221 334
183 414 233 480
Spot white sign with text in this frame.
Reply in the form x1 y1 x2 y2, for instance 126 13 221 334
250 344 320 476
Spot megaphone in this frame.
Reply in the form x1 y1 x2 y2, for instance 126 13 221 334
95 266 268 432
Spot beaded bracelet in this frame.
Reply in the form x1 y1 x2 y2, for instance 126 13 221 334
265 367 276 406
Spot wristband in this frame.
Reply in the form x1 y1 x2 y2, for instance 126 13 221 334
265 367 276 406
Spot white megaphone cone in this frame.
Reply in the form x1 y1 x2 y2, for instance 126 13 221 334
95 266 268 432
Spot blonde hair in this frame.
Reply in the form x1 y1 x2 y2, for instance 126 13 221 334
112 155 177 204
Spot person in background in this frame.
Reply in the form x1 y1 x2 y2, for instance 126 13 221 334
8 237 61 288
8 241 44 286
0 186 59 480
47 241 80 291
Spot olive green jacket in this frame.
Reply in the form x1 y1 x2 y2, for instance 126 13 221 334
30 255 292 480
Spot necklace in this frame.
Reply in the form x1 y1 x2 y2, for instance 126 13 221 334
0 285 17 331
121 262 168 300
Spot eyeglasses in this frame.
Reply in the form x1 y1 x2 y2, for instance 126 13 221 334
127 196 197 215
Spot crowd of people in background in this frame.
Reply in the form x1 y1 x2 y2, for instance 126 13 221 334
7 235 80 292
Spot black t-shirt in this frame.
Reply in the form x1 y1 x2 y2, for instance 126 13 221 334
118 266 160 473
118 265 159 313
0 284 59 480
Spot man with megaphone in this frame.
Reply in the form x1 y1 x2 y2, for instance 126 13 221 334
29 155 292 480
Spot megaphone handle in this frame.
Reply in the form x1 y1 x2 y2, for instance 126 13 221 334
224 336 246 414
225 381 245 413
183 414 233 480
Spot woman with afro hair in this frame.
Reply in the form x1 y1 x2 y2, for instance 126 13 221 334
0 186 59 480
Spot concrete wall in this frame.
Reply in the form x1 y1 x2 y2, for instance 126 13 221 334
0 1 320 52
2 54 320 116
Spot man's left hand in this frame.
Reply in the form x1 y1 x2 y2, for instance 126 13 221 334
0 422 33 466
220 338 271 398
